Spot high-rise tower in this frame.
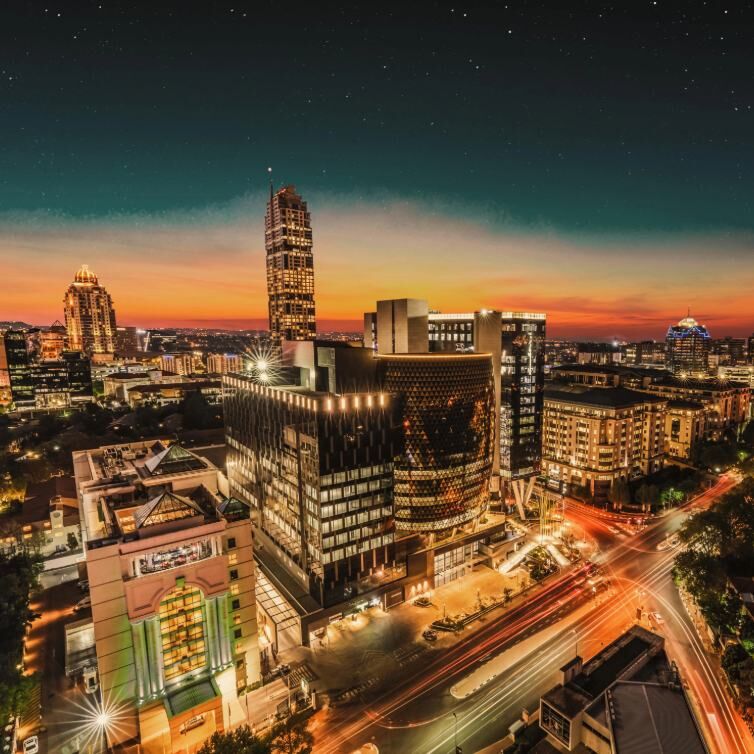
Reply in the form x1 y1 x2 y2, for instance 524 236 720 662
63 264 117 356
665 313 711 377
265 185 316 341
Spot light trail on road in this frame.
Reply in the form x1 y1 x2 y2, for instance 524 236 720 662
314 474 749 754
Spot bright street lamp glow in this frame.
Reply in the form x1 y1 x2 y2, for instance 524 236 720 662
256 359 268 371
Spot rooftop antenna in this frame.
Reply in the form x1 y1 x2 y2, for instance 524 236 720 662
267 166 273 200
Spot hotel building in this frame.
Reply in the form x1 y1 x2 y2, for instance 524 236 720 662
63 264 117 357
73 440 258 754
265 185 316 341
542 386 667 499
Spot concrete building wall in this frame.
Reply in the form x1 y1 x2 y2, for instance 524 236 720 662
375 298 428 354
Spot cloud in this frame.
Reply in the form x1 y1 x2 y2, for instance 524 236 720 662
0 192 752 338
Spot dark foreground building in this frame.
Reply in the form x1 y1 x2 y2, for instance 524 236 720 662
540 625 708 753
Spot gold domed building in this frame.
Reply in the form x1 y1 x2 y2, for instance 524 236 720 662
63 264 117 356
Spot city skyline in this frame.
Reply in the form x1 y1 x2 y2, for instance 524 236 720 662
1 196 752 340
1 4 752 339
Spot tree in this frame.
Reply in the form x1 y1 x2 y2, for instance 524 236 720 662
270 716 314 754
197 725 270 754
182 390 219 430
0 550 42 722
608 478 631 510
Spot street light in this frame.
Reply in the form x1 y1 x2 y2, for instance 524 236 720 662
452 711 461 754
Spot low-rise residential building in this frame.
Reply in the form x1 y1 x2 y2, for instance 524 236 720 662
550 365 752 450
542 386 667 498
206 353 244 375
539 625 707 753
160 352 194 376
0 476 80 556
73 440 259 754
639 378 750 438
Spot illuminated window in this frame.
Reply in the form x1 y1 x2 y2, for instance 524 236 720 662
158 584 207 682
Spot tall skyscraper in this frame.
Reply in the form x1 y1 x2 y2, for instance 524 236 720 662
63 264 117 356
265 185 316 341
665 314 711 377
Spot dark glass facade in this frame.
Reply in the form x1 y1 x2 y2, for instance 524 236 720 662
500 314 546 482
4 330 92 409
376 354 494 532
4 330 35 406
224 377 403 607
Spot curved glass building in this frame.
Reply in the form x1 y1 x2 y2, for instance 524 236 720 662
376 353 495 532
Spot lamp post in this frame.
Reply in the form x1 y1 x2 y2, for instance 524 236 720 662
452 711 461 754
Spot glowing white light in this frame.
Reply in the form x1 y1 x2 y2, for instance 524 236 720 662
256 359 268 371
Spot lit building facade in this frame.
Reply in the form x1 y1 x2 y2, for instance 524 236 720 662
376 353 495 532
542 386 667 499
3 329 93 410
711 336 747 366
63 264 117 356
665 315 711 377
160 352 194 375
265 185 316 341
640 378 750 437
224 377 402 607
206 353 243 375
665 400 707 462
73 440 258 754
40 321 67 360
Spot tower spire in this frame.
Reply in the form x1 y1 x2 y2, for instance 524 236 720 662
267 166 273 201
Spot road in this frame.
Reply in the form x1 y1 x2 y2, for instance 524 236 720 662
313 473 752 754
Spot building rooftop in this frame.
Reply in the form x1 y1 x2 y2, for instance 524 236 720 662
542 625 663 717
544 385 667 409
667 399 706 411
21 475 77 526
84 439 214 486
130 380 221 393
551 363 671 379
609 681 707 754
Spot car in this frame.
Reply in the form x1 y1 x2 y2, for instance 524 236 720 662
422 629 438 642
73 595 91 612
269 663 290 678
23 737 39 754
413 596 431 607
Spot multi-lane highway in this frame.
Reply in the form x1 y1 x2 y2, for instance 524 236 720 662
313 474 751 754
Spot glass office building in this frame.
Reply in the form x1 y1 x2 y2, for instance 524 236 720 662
375 353 495 532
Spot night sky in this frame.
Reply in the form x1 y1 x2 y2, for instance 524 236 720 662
1 2 752 337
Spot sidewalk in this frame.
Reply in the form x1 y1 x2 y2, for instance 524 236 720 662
277 561 578 701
